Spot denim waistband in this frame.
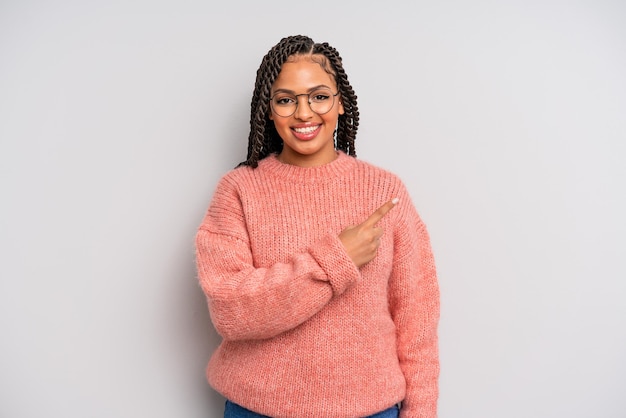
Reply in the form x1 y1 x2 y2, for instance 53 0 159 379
224 400 400 418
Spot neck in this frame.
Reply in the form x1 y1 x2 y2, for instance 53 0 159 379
277 150 338 168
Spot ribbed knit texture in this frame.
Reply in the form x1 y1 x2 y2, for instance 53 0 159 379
195 152 439 418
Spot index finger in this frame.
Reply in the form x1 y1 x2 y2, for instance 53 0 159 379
363 197 399 227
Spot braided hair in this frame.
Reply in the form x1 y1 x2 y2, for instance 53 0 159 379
238 35 359 168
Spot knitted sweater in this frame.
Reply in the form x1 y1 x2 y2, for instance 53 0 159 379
195 152 439 418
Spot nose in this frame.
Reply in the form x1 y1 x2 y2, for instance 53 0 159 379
294 95 314 120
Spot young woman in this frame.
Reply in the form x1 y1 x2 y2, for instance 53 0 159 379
195 35 440 418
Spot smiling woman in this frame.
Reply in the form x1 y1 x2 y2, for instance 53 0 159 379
194 35 440 418
269 58 345 167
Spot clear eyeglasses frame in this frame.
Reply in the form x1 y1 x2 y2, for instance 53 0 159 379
269 88 340 118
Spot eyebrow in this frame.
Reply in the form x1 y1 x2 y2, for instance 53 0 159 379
271 84 333 95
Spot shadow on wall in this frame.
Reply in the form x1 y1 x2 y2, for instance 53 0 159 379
168 245 226 415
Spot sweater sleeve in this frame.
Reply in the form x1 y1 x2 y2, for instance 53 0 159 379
389 185 440 418
195 175 361 341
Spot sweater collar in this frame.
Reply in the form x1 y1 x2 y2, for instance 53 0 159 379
258 151 357 184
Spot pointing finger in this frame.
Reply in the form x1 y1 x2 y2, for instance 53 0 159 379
363 197 399 227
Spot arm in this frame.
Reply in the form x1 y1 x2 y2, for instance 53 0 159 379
389 188 440 418
195 177 360 341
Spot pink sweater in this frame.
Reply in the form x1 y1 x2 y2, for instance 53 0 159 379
195 152 439 418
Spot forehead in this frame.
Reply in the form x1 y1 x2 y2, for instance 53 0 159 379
272 58 337 91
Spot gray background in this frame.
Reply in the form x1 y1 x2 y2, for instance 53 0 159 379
1 1 625 417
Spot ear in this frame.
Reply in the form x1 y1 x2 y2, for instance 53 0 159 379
338 99 345 115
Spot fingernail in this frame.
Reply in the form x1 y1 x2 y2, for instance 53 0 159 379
392 197 399 205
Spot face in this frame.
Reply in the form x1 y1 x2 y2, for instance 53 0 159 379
269 56 345 167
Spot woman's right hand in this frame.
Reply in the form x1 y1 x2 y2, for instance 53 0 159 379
338 198 398 268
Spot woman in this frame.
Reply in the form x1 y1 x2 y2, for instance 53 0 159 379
195 35 440 418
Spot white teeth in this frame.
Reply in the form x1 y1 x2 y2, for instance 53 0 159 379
293 126 319 134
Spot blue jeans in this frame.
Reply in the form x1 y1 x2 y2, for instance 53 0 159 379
224 400 400 418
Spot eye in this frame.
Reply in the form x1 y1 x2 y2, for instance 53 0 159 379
310 91 331 103
273 95 296 106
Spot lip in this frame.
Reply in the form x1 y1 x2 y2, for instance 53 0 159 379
291 124 321 141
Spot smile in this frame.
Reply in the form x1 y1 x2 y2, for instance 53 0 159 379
292 125 320 134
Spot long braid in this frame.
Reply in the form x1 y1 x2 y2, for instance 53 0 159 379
313 42 359 158
239 35 359 168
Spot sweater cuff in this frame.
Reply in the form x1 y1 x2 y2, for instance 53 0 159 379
308 234 361 296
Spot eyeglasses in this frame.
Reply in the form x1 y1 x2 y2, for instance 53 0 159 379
270 88 340 118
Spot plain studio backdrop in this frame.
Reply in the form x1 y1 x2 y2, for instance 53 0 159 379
1 1 624 417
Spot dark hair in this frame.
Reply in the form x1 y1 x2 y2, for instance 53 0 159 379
238 35 359 168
